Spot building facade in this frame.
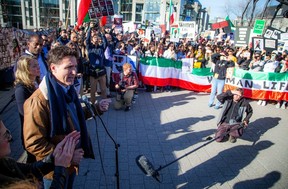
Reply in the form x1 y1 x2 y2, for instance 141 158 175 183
0 0 121 29
118 0 209 32
0 0 75 29
0 0 208 32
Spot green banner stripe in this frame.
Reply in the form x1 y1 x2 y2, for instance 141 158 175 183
192 68 213 76
234 68 288 81
140 57 182 69
140 57 288 81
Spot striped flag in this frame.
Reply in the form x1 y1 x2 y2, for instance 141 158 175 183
77 0 92 28
139 57 288 101
139 57 212 92
169 0 175 26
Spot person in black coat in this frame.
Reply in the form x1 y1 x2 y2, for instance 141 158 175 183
14 56 40 163
208 55 235 109
215 88 253 143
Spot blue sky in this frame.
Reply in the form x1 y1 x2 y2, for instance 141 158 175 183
201 0 279 19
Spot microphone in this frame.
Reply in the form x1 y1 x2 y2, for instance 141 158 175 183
81 95 95 117
136 155 161 182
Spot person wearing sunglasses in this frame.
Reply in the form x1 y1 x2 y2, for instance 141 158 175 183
0 119 80 188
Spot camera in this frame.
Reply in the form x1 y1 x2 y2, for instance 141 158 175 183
119 81 126 90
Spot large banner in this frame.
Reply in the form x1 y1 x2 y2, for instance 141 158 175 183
139 57 288 101
88 0 114 19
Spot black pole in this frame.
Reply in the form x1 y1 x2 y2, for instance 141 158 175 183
156 123 244 172
93 106 120 189
115 143 120 189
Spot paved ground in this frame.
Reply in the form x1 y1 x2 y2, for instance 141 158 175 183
1 87 287 189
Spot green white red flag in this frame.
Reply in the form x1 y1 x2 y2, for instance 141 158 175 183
139 57 288 101
169 0 175 25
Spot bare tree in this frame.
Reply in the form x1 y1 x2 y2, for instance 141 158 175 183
248 0 260 26
224 0 252 18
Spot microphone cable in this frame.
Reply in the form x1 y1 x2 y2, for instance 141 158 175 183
93 102 120 188
81 96 108 189
93 113 109 189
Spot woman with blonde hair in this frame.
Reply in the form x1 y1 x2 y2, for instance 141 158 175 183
14 55 40 163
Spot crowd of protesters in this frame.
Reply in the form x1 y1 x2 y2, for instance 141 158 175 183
18 21 288 110
0 19 287 188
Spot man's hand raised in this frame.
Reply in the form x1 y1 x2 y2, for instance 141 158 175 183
53 131 80 167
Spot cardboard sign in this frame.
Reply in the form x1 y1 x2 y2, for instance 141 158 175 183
113 15 123 26
252 37 264 51
170 27 180 42
264 26 282 40
253 19 266 35
178 21 196 39
234 27 251 47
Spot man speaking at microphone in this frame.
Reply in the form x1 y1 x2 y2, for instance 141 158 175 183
23 45 110 189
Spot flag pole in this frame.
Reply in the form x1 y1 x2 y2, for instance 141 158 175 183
65 0 71 29
168 0 172 31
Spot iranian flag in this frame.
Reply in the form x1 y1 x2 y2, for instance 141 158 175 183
169 0 175 25
139 57 212 93
224 69 288 101
139 57 288 101
76 0 91 28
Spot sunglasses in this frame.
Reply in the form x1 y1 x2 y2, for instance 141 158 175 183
1 129 13 142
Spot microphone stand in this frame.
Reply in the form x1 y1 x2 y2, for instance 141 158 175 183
91 105 120 189
136 123 245 183
156 123 244 173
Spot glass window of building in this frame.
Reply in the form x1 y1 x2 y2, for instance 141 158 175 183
123 13 132 21
121 0 132 12
135 4 143 22
3 0 22 28
39 0 60 28
144 0 160 22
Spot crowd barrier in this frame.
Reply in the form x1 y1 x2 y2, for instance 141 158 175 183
139 57 288 101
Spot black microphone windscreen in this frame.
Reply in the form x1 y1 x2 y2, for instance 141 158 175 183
136 155 161 182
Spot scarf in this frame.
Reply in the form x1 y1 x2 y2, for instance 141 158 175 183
46 72 94 159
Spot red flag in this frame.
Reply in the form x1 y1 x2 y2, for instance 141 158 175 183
100 16 107 26
77 0 92 28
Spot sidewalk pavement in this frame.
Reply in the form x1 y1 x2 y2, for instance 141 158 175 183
1 87 287 189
